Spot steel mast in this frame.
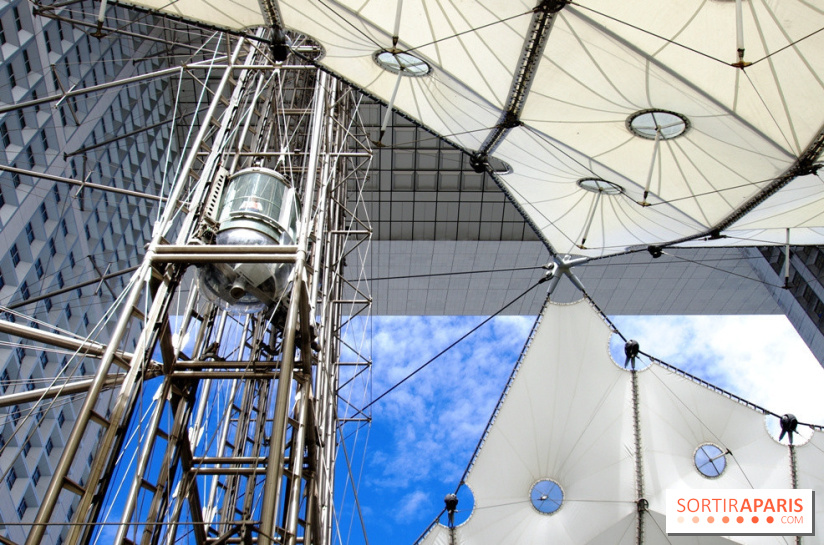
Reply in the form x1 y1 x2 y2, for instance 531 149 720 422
22 30 372 545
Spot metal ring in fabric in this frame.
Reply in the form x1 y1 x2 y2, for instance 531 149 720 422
577 177 624 195
374 50 431 77
529 479 564 515
693 443 727 478
627 109 690 140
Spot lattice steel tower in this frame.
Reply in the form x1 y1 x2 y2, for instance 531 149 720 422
4 18 372 545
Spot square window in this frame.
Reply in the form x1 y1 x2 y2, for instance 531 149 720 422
0 123 9 147
7 467 17 490
13 7 22 31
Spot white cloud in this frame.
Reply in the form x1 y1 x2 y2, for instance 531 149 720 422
395 490 430 522
612 315 824 424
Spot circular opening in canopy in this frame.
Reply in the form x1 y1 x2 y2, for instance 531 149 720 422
530 479 564 515
694 443 727 478
289 33 324 61
577 178 623 195
765 414 813 446
438 483 475 527
608 333 651 371
627 109 689 140
374 50 431 76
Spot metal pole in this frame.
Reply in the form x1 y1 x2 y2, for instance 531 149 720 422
0 165 165 202
0 374 131 408
258 69 329 545
112 379 174 545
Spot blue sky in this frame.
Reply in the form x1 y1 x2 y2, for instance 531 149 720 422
335 311 824 545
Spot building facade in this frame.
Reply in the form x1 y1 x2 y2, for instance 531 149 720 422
0 1 172 541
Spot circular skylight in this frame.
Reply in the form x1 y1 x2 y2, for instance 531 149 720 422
530 479 564 515
374 50 431 76
694 443 727 478
627 109 689 140
577 178 623 195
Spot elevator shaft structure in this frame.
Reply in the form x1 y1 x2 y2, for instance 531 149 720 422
22 32 372 545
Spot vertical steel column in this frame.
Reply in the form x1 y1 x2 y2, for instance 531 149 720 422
258 70 330 545
282 74 342 545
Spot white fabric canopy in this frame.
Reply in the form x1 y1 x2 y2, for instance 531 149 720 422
119 0 824 257
409 300 822 544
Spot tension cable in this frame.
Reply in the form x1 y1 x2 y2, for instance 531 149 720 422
363 279 544 410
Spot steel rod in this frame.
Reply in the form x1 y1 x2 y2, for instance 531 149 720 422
153 244 298 253
113 380 174 545
258 70 328 545
0 374 130 408
0 164 165 203
151 254 297 263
